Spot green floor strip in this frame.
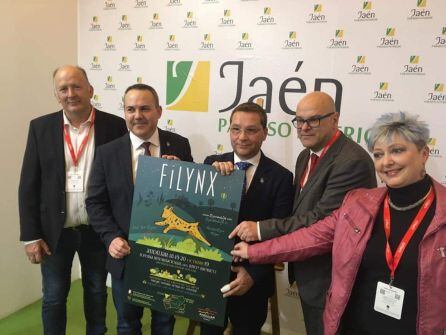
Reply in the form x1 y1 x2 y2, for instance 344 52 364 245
0 279 198 335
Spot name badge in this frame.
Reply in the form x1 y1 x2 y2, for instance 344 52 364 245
374 281 405 320
67 170 84 192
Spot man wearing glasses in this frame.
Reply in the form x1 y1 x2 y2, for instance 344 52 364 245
201 102 294 335
229 92 376 335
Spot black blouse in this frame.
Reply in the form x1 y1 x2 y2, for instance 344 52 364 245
341 175 435 335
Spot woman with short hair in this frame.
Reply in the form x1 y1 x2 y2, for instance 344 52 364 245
232 112 446 335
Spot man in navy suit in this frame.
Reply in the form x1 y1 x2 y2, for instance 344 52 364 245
18 65 128 334
86 84 193 335
201 102 294 335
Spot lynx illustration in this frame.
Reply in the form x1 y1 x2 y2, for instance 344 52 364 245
155 206 211 246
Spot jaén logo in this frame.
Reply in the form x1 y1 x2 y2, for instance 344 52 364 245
166 61 210 112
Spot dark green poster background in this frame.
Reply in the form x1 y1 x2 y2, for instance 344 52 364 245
124 157 244 326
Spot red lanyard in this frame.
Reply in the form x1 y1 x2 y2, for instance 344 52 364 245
63 109 95 167
383 187 434 284
300 130 341 187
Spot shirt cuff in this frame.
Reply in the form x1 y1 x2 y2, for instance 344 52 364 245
22 239 42 245
256 221 262 241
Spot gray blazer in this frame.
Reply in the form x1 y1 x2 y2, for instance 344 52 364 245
259 133 377 307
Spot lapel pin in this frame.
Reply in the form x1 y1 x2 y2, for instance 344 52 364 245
260 177 264 183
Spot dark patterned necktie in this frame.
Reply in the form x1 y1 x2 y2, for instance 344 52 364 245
142 142 151 156
235 161 252 194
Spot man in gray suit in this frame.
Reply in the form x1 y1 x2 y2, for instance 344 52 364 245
230 91 376 335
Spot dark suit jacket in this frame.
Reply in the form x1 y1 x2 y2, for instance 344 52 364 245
85 129 193 279
260 133 377 307
18 109 127 252
204 151 294 298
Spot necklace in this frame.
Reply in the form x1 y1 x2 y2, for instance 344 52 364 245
388 187 432 211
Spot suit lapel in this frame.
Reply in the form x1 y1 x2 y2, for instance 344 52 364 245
93 109 107 147
247 152 269 195
294 135 346 211
158 128 171 156
53 111 65 185
297 152 336 203
118 133 134 190
292 149 310 210
295 149 310 184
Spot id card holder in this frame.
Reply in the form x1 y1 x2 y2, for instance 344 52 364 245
374 281 405 320
67 170 84 192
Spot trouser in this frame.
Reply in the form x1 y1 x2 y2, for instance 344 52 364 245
200 292 269 335
300 298 324 335
111 275 175 335
41 226 107 335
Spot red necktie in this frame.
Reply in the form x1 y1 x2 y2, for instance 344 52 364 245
308 153 319 176
142 142 151 156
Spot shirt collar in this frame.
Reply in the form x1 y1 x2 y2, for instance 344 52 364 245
63 107 94 128
310 130 341 157
234 150 261 168
129 128 160 150
310 148 323 157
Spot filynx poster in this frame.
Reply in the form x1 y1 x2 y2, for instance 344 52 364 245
124 157 244 326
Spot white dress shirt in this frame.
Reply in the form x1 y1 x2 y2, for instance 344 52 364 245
129 128 160 183
63 109 95 228
234 151 263 240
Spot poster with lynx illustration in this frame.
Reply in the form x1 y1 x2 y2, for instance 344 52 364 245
124 156 244 326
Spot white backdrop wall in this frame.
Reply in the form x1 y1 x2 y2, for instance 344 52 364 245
0 0 78 320
78 1 446 333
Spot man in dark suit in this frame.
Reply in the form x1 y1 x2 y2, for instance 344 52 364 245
86 84 193 335
201 102 294 335
18 65 127 334
230 92 377 335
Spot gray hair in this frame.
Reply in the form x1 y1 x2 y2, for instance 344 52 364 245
366 112 429 152
52 65 90 84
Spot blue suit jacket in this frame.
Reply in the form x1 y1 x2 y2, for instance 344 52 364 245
204 151 294 297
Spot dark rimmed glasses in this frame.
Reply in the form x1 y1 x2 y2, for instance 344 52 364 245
229 126 262 136
291 112 335 129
